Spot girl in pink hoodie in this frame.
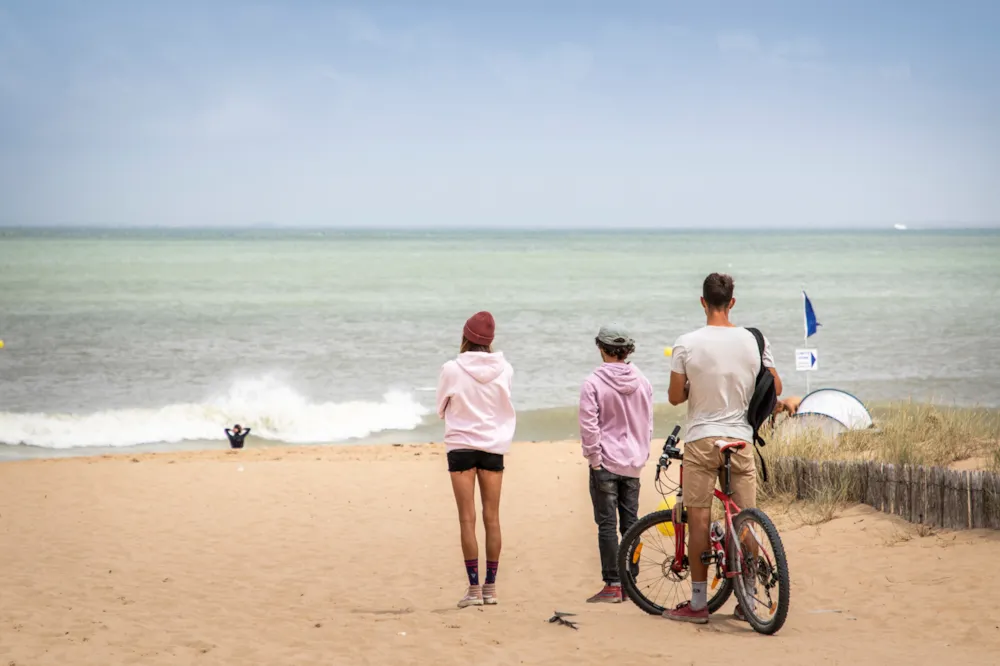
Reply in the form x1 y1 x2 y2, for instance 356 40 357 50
436 311 515 608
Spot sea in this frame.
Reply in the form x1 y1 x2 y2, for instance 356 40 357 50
1 228 998 459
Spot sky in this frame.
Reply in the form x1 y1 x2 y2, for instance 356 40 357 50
0 0 998 228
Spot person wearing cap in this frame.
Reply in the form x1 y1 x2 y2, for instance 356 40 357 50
436 311 515 609
579 323 654 603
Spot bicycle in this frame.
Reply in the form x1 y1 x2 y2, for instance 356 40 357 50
617 425 790 635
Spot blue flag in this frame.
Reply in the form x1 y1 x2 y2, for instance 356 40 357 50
803 291 821 338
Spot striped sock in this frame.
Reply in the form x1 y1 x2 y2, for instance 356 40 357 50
485 560 499 585
464 559 479 586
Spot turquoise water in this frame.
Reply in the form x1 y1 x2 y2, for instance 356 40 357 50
1 229 998 453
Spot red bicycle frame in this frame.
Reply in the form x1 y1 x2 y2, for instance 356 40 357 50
669 449 746 580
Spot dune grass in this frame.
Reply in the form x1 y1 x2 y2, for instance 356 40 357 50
755 402 1000 524
762 402 1000 471
758 466 858 527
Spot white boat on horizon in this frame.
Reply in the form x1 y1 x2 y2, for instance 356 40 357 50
893 224 908 230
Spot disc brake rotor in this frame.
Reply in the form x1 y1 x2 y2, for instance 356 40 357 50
661 556 689 582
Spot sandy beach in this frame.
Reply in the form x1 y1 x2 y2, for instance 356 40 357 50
2 441 999 666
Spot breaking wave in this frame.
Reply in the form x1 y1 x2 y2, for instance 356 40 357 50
0 377 430 449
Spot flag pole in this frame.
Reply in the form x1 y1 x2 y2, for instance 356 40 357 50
803 290 810 395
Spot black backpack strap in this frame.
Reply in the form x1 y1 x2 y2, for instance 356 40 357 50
746 327 766 363
753 432 769 483
745 326 769 483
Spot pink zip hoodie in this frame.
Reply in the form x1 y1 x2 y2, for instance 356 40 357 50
436 352 516 455
579 363 653 478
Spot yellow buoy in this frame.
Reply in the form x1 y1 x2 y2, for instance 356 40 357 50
655 495 677 536
663 346 672 357
0 339 5 349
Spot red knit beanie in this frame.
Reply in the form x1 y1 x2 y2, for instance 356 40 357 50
463 311 495 346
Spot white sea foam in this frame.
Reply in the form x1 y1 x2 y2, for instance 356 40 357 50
0 377 430 449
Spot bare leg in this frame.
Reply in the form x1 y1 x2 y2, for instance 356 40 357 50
663 504 713 622
450 470 479 561
687 507 712 583
477 469 503 562
451 470 484 607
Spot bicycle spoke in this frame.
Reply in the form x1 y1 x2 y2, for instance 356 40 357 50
641 539 671 558
647 575 669 604
620 507 735 616
729 509 789 634
628 525 688 609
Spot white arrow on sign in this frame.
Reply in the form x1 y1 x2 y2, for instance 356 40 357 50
795 349 818 371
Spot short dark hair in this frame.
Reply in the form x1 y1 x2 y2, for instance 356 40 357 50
702 273 735 310
596 338 635 361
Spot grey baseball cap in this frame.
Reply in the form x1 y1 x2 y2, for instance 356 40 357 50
596 323 634 346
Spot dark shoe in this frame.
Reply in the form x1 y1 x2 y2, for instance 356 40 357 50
586 585 623 603
662 601 709 624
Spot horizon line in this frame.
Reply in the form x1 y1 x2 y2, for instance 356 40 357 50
1 224 999 233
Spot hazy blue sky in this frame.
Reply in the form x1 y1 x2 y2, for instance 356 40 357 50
1 1 998 228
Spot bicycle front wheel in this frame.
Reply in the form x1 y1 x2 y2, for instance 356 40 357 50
618 509 733 616
730 508 790 635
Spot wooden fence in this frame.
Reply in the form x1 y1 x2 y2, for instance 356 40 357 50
768 457 1000 530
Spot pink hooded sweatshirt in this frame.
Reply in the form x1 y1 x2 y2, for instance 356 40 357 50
579 363 654 478
436 352 516 455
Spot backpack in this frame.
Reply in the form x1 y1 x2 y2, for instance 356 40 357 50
745 327 777 482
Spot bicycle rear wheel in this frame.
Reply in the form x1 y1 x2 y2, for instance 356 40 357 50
618 509 732 616
730 508 790 634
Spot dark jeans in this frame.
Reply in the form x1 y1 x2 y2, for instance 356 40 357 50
589 467 641 585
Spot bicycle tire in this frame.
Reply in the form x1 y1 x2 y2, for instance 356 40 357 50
730 508 790 635
618 509 733 616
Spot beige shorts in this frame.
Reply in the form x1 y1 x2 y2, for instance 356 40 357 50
682 437 757 509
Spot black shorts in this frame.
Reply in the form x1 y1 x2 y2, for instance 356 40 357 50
447 449 505 473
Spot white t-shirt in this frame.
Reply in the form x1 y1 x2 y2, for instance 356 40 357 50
670 326 774 443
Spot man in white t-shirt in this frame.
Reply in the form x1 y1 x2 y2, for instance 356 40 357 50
662 273 782 625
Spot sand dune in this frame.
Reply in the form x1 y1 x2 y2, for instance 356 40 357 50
1 441 999 665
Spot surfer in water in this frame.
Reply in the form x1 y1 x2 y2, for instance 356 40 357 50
225 424 250 449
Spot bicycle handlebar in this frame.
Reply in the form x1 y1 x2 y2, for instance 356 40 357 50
655 425 684 481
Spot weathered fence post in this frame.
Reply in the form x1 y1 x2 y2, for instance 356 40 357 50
911 466 928 524
969 471 985 529
884 464 896 514
983 471 1000 530
807 460 821 500
942 469 968 530
855 460 869 504
821 460 837 498
836 461 857 501
779 457 797 496
865 462 882 510
895 464 911 520
928 467 945 528
795 458 806 500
